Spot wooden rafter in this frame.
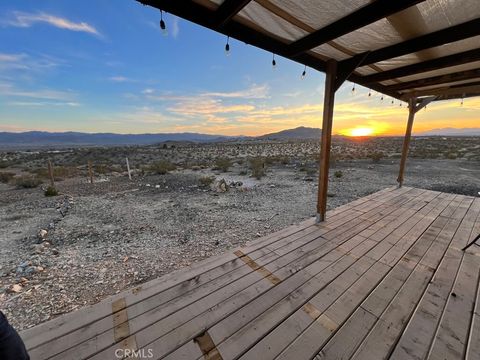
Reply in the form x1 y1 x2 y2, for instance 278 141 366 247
137 0 480 102
386 68 480 92
400 83 480 100
341 18 480 68
287 0 425 57
213 0 252 28
361 48 480 84
136 0 400 99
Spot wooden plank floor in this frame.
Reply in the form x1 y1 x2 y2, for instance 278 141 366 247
19 187 480 360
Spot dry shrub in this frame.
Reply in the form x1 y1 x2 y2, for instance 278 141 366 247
250 157 265 180
15 176 42 188
0 172 15 184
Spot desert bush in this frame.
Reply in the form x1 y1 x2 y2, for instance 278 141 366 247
214 158 232 172
334 170 343 178
446 152 457 160
148 160 176 175
329 152 339 167
199 176 215 187
44 186 59 197
94 164 110 174
266 156 290 165
306 168 317 176
30 165 78 180
0 172 15 184
15 176 42 188
249 157 265 180
0 161 12 169
368 151 384 163
239 170 248 176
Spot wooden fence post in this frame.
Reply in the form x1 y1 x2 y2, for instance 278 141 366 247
88 160 94 184
47 160 55 187
126 157 132 180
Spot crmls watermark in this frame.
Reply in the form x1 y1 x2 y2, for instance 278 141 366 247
115 348 154 359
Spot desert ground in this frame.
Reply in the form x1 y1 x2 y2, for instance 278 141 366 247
0 136 479 330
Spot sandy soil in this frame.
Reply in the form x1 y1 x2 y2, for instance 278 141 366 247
0 158 479 330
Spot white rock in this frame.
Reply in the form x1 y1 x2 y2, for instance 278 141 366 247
9 284 22 293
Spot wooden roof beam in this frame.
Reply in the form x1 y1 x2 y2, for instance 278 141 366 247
342 18 480 69
386 68 480 92
287 0 425 57
361 48 480 84
137 0 328 69
400 83 480 100
213 0 252 28
137 0 402 100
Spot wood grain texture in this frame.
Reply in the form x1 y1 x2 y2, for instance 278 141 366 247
19 187 480 360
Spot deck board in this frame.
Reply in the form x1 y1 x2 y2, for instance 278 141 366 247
19 187 480 360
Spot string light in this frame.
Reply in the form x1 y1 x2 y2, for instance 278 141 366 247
159 10 167 36
380 95 384 101
368 90 372 97
391 99 395 105
301 65 306 79
272 54 276 69
461 94 464 106
351 83 356 95
225 36 230 56
399 102 402 107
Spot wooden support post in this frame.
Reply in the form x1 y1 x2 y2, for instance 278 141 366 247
47 160 55 187
88 160 94 184
397 96 436 187
317 60 337 222
397 98 416 187
126 157 132 180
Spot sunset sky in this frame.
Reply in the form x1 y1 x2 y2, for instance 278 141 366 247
0 0 479 136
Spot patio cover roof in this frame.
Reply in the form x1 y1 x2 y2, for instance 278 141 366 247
137 0 480 103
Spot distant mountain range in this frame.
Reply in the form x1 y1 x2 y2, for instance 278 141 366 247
414 127 480 136
259 126 321 140
0 126 478 148
0 127 322 147
0 131 234 147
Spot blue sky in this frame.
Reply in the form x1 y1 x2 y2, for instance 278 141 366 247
0 0 478 135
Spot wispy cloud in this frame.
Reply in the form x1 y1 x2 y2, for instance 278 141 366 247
108 76 131 83
3 11 100 36
7 101 79 107
202 84 270 99
0 52 64 72
0 82 75 101
171 16 179 39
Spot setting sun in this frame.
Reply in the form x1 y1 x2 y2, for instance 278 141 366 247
342 127 375 137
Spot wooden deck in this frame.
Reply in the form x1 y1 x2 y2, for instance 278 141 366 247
20 187 480 360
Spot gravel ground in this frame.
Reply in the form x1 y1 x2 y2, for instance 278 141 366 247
0 158 478 331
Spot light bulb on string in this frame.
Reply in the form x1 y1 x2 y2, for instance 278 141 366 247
368 90 372 97
225 36 230 56
380 95 384 101
301 65 306 79
351 83 356 95
461 96 464 106
391 99 395 106
159 10 167 36
272 54 277 69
